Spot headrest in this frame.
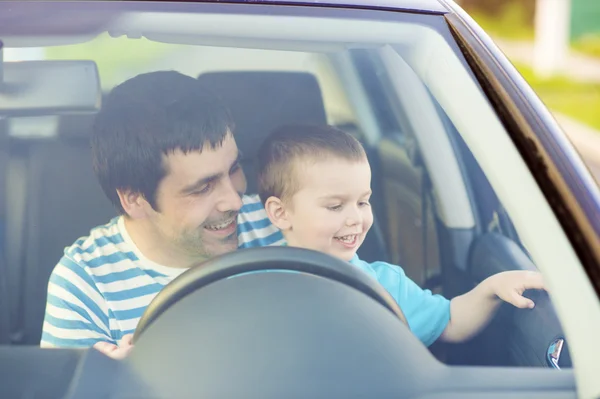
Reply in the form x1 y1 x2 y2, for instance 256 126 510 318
57 94 108 140
197 71 327 193
57 113 96 140
6 113 94 140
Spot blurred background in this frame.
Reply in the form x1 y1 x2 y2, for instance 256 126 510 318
460 0 600 183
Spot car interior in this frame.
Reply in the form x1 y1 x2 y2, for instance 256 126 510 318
0 3 585 398
0 48 570 368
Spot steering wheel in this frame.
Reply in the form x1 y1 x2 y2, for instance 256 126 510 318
134 246 408 342
114 247 572 399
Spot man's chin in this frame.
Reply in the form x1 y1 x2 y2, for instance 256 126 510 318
205 236 239 258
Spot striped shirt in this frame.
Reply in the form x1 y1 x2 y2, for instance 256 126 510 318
40 194 285 348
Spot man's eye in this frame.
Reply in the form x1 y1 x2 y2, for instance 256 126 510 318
327 204 343 211
359 201 370 208
193 183 212 195
230 163 241 174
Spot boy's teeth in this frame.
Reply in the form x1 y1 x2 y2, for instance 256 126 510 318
336 234 356 243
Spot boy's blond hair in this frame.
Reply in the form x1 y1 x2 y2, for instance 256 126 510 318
257 124 367 204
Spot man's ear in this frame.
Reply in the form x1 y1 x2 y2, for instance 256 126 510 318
116 189 150 219
264 196 292 231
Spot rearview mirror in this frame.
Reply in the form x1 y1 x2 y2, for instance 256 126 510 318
0 60 101 116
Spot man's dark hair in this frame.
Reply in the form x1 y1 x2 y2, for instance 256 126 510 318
258 124 366 204
91 71 234 214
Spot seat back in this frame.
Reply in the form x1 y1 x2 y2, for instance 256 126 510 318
9 114 115 344
0 119 11 344
198 71 328 194
198 71 388 262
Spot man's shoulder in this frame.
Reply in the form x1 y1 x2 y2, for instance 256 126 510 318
241 194 264 212
238 194 285 248
61 216 135 270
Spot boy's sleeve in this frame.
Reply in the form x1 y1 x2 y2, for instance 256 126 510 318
394 272 450 346
40 255 114 348
362 259 451 346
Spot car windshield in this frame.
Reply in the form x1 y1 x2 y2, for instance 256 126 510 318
0 0 573 372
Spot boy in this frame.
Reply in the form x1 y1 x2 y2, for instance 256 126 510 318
258 124 545 346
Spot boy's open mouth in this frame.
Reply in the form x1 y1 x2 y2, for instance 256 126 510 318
334 234 359 247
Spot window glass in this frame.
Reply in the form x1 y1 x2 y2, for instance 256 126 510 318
0 4 568 370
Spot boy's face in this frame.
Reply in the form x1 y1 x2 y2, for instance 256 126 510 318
269 157 373 262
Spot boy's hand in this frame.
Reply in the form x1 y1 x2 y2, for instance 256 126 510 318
486 270 546 309
440 270 546 343
93 334 134 360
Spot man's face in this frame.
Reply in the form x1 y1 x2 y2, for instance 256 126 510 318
147 134 247 261
283 157 373 261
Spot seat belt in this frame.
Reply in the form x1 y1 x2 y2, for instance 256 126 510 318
421 169 442 291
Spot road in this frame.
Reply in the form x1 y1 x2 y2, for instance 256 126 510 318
491 38 600 185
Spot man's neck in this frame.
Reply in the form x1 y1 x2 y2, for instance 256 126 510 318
122 217 203 269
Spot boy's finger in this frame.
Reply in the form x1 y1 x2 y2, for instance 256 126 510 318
524 271 546 290
510 292 535 309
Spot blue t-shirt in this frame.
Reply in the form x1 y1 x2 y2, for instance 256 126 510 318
350 255 450 346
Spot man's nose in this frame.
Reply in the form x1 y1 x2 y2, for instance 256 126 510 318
217 179 243 213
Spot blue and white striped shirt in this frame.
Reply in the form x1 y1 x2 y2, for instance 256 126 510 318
40 194 284 348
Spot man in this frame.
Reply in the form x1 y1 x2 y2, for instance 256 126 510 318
40 71 284 358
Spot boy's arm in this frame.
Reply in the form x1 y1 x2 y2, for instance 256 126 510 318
439 270 545 343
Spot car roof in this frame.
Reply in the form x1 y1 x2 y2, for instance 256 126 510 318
0 0 450 40
0 0 450 13
212 0 450 13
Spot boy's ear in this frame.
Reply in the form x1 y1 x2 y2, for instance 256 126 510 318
264 196 292 231
117 189 150 219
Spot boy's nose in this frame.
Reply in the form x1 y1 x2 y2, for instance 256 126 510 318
345 208 362 226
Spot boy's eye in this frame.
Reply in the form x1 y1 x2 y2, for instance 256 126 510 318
359 201 370 207
327 204 343 211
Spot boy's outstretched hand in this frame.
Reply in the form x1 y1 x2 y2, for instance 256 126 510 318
487 270 546 309
440 270 547 343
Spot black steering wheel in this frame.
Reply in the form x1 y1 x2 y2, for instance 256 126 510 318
111 247 572 399
134 246 408 342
